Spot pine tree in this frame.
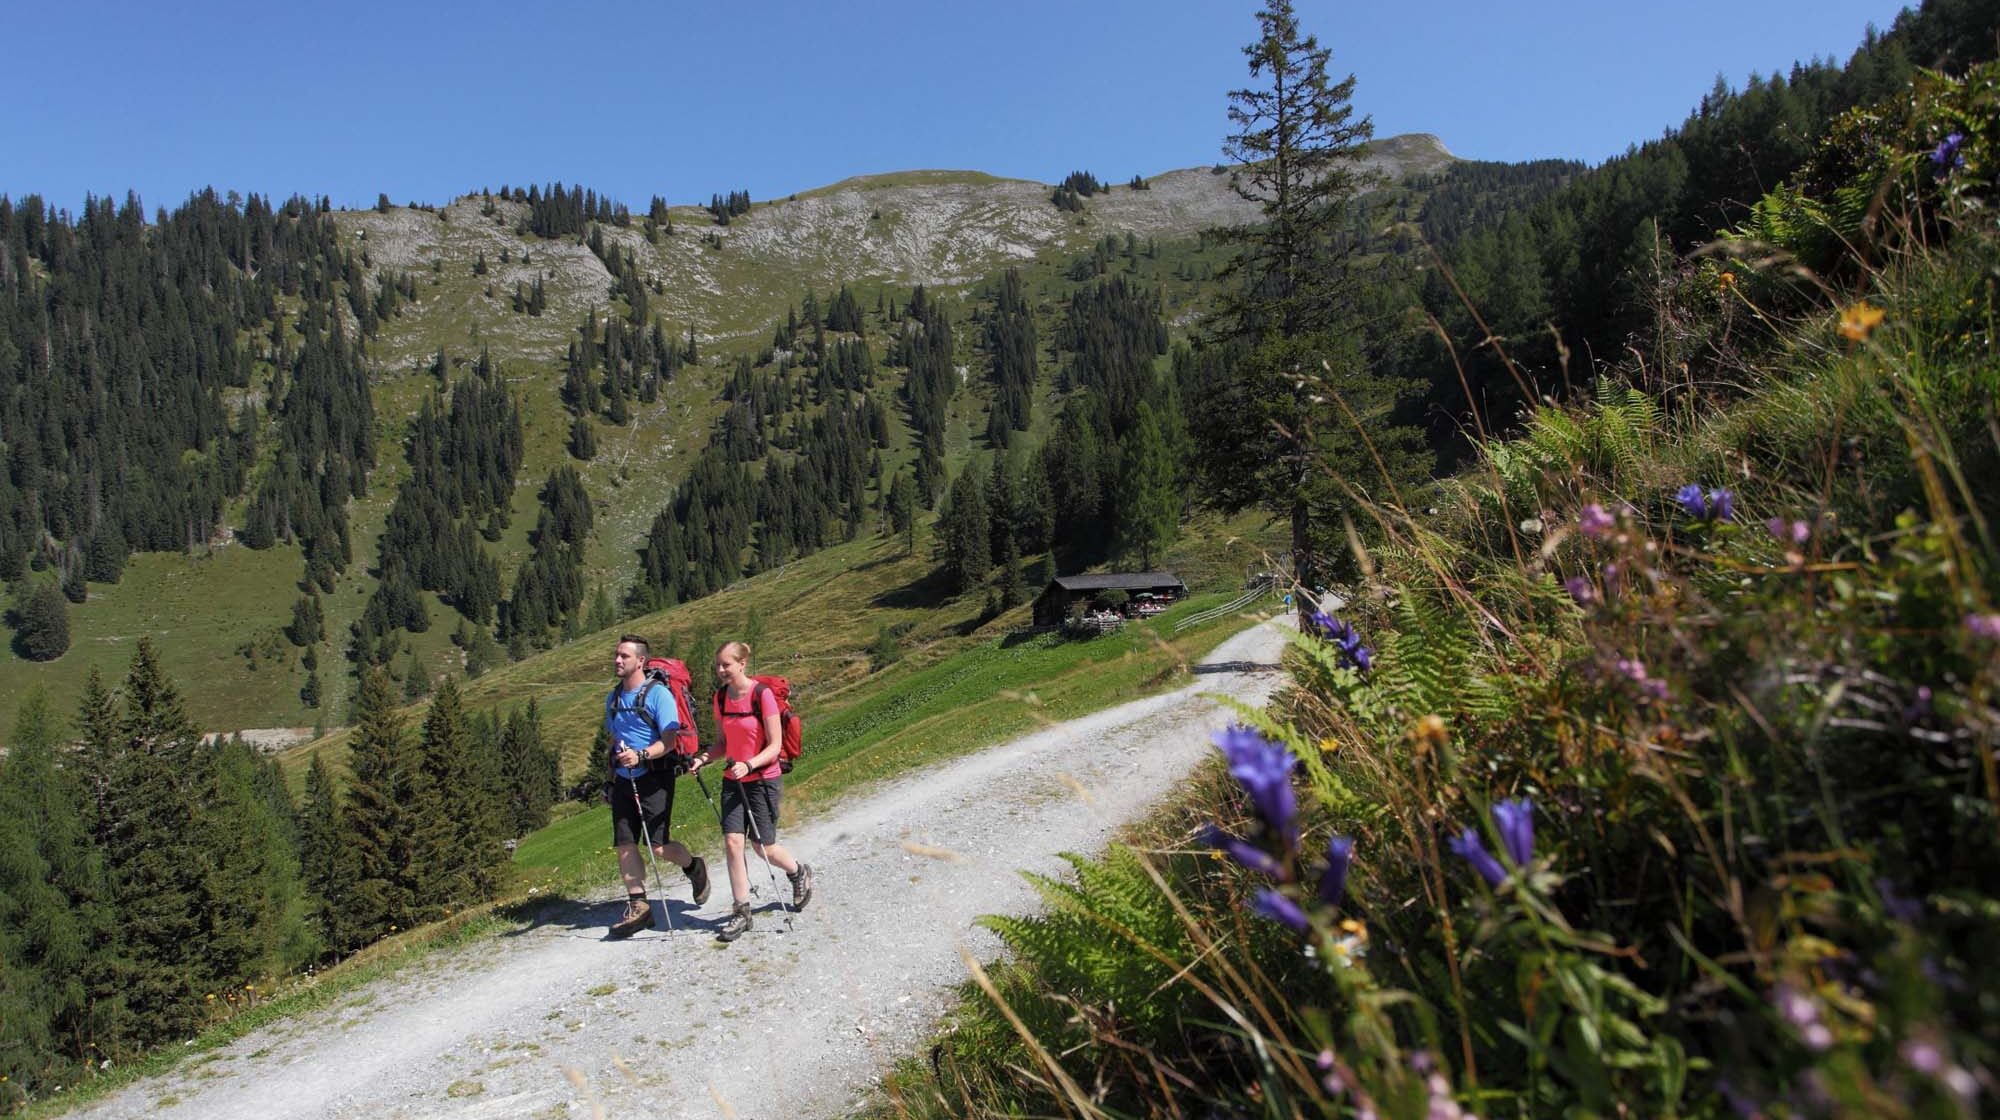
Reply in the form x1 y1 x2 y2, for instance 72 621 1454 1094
94 640 218 1043
14 581 70 661
1195 0 1427 601
998 534 1026 609
198 737 314 989
298 754 350 954
414 678 505 908
1113 402 1181 570
938 469 991 595
338 669 415 946
886 470 916 555
0 688 118 1094
496 700 557 836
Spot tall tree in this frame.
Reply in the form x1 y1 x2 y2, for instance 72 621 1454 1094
298 753 351 955
937 468 991 596
0 689 117 1095
1195 0 1426 606
338 669 416 947
1114 402 1180 570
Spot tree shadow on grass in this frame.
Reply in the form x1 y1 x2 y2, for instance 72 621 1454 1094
871 564 958 610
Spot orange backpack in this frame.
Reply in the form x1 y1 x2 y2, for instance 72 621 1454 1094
714 675 803 773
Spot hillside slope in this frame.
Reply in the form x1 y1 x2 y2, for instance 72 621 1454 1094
0 135 1451 732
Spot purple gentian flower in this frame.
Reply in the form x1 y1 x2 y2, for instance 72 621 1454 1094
1318 835 1354 907
1966 613 2000 640
1251 888 1308 931
1707 488 1734 522
1577 503 1614 538
1565 576 1595 604
1492 798 1534 869
1320 617 1372 672
1309 610 1338 638
1933 131 1965 175
1676 484 1733 523
1449 826 1507 887
1200 824 1287 880
1213 725 1297 841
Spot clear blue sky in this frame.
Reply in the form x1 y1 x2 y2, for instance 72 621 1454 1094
4 0 1914 215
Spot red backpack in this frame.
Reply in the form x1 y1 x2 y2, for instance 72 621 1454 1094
713 675 803 773
609 657 702 766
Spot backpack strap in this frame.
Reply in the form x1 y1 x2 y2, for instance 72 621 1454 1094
611 680 664 743
714 681 773 720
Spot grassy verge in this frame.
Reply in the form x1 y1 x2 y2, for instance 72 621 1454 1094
864 68 2000 1120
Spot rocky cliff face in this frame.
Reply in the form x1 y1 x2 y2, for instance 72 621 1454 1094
339 133 1455 360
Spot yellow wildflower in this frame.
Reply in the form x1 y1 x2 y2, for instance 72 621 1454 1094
1838 301 1885 341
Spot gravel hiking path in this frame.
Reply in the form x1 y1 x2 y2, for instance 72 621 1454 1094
73 619 1290 1120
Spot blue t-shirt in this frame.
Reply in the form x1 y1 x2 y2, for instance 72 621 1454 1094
605 682 679 779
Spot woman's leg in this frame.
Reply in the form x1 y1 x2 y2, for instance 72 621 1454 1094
723 831 750 904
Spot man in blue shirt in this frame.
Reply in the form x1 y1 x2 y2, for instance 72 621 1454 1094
605 634 710 938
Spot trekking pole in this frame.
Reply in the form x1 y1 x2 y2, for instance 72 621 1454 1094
737 784 796 932
693 770 725 829
627 772 677 939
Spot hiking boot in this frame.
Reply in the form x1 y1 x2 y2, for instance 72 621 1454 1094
788 862 815 911
717 901 753 942
686 856 712 908
608 896 653 939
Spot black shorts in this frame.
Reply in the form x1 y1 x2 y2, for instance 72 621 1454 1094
610 768 675 847
720 777 781 843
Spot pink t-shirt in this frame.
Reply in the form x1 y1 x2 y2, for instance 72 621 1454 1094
715 683 783 781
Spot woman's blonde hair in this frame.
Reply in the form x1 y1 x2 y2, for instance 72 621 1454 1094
718 640 751 665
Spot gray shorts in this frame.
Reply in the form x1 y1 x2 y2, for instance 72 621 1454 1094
721 777 780 843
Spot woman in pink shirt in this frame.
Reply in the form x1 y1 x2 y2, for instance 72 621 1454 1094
689 641 815 941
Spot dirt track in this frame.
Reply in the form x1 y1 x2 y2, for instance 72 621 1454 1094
72 619 1290 1120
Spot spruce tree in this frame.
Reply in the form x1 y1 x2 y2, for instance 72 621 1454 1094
0 689 118 1094
95 640 218 1043
1114 402 1181 570
938 469 991 595
14 581 70 661
298 754 351 955
338 669 415 946
1196 0 1427 602
414 678 504 909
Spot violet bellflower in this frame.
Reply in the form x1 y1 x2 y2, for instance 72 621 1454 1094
1251 888 1309 932
1933 131 1966 175
1491 797 1534 869
1213 725 1297 843
1577 503 1614 538
1199 823 1287 880
1318 835 1354 907
1449 826 1508 887
1676 484 1735 523
1318 615 1374 672
1708 488 1735 522
1676 484 1708 519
